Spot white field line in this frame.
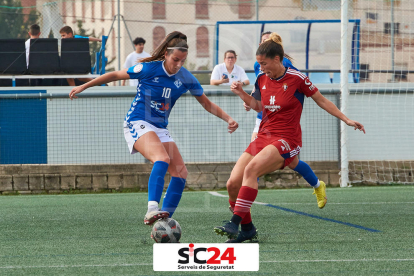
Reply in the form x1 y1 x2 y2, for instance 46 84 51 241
208 192 268 205
0 263 152 269
208 192 414 205
261 258 414 263
2 259 414 269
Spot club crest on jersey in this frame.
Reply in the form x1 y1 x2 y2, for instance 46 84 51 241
264 95 281 112
133 64 143 73
174 79 182 88
283 83 288 91
152 77 159 83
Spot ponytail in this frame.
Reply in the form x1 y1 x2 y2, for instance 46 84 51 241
256 32 294 62
140 31 188 63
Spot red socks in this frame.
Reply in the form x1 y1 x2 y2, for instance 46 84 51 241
230 198 253 225
233 186 258 221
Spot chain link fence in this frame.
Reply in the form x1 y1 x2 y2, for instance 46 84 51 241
2 0 413 83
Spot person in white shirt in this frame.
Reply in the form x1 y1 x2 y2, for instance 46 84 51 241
210 50 250 86
122 37 151 86
25 24 41 69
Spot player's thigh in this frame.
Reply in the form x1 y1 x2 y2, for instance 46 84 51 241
162 142 187 179
229 152 255 185
245 145 284 178
133 131 169 163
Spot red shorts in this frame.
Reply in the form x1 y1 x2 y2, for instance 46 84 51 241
245 135 301 168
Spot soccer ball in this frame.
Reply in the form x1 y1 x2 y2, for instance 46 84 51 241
151 218 182 243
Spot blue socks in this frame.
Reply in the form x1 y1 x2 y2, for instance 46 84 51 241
293 160 319 187
162 177 186 218
148 161 169 203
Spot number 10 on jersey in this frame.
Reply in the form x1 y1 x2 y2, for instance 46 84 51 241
162 87 171 98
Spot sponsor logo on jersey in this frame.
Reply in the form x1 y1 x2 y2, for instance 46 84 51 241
283 83 288 91
151 101 170 113
262 85 266 89
140 125 145 129
264 96 280 112
153 77 159 83
133 64 143 73
174 79 182 88
304 78 315 91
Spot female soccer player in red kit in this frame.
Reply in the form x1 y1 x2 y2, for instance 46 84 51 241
215 32 365 243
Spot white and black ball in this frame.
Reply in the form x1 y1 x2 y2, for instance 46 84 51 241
151 218 182 243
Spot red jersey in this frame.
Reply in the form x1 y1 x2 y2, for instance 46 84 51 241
252 68 318 146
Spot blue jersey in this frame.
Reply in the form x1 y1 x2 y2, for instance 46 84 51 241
126 61 203 129
254 57 299 120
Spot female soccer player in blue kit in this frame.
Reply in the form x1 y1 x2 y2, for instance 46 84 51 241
69 31 238 225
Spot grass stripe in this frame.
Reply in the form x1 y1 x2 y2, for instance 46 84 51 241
265 203 381 232
261 258 414 263
209 192 381 232
2 259 414 269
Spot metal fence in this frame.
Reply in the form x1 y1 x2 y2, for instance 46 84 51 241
1 84 413 165
2 0 413 83
0 86 341 164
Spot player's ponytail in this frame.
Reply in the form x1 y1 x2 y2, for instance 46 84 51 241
269 32 283 46
140 31 189 63
256 32 293 62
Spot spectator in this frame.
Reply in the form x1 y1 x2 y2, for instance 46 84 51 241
122 37 151 86
25 24 41 69
210 50 250 86
60 26 100 86
59 26 102 42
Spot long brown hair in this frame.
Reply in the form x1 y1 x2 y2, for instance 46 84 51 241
256 32 293 62
140 31 188 63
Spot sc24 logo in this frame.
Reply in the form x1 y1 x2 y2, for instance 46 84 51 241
178 243 236 264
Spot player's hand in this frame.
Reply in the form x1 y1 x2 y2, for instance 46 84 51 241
243 102 252 111
230 81 243 95
221 75 229 84
346 119 366 134
69 85 85 100
227 118 238 133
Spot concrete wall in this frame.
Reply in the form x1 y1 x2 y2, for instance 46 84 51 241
0 162 341 194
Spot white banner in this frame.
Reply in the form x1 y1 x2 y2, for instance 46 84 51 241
153 243 259 271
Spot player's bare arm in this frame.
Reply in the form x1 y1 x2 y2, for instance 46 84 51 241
230 81 262 112
311 90 366 133
194 94 238 133
69 69 130 100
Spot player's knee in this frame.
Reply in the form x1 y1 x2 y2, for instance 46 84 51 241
156 155 170 165
226 177 242 193
244 163 260 179
169 164 187 179
287 157 299 169
178 166 188 179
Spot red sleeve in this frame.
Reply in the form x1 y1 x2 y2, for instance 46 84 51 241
298 76 318 97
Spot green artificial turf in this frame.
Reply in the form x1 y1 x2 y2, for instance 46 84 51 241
0 186 413 275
